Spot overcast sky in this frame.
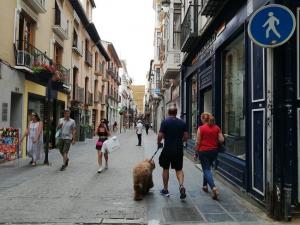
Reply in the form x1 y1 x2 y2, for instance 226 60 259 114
93 0 155 85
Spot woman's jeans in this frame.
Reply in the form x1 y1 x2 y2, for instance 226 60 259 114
198 149 218 189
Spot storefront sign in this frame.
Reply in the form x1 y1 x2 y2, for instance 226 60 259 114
248 4 296 48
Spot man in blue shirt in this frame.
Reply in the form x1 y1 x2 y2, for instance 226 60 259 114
157 105 189 199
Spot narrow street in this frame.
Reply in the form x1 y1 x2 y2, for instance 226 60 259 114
0 130 296 225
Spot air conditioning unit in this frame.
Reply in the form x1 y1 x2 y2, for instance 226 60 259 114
17 50 33 68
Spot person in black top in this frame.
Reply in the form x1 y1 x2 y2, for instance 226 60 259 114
96 119 110 173
144 121 150 135
157 105 189 199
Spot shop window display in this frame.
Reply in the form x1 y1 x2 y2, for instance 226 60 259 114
222 33 246 159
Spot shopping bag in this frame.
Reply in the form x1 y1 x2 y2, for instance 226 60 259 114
105 136 120 153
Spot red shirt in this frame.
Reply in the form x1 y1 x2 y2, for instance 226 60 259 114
198 124 221 151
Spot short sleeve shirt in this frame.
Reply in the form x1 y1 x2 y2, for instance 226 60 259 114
59 118 76 140
159 117 188 152
136 123 143 134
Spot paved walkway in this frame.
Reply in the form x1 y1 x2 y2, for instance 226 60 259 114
0 130 146 224
0 129 299 225
142 130 286 225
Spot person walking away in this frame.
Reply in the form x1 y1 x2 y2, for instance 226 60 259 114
20 112 43 166
145 121 150 135
57 109 76 171
157 105 189 199
194 112 224 200
136 120 143 146
113 121 117 132
96 120 110 173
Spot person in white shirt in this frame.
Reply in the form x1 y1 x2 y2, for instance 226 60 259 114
136 120 143 146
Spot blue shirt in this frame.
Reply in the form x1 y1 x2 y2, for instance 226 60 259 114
159 116 188 151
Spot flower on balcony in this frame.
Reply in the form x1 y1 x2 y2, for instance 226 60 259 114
32 62 56 74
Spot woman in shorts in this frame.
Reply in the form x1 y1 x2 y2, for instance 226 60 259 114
96 120 110 173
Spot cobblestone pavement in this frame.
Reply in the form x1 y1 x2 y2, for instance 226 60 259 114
1 129 299 225
0 130 146 224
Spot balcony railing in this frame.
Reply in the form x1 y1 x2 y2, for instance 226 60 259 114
181 4 197 52
85 50 92 67
162 50 181 80
107 67 116 77
72 38 83 56
15 40 51 71
53 7 68 40
86 92 93 106
55 63 70 87
117 76 121 85
23 0 46 14
73 85 84 103
94 63 104 76
78 87 84 103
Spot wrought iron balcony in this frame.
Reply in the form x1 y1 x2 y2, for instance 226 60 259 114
55 63 71 89
78 87 84 103
107 67 116 77
162 50 181 80
94 63 104 76
181 4 198 52
53 7 68 40
23 0 46 14
73 85 84 103
201 0 225 16
15 40 51 72
72 38 83 56
85 50 92 67
117 76 121 85
86 92 93 106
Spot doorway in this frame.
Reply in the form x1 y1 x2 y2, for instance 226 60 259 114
10 93 23 129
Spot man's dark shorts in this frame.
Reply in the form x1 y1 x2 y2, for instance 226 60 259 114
58 139 72 155
159 148 183 171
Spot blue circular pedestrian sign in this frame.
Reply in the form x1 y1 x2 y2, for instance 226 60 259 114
248 4 296 48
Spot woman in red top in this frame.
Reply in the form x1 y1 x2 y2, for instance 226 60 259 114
194 112 224 200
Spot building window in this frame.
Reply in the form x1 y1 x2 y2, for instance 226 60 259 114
54 42 63 65
190 74 197 140
73 29 78 47
222 33 246 159
173 3 181 49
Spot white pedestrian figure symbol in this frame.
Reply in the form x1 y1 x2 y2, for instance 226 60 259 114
262 12 281 39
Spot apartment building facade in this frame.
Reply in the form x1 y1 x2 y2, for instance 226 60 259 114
179 0 300 220
0 0 111 157
101 41 122 130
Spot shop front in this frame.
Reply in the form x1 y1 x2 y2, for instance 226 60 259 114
22 80 67 157
182 0 269 204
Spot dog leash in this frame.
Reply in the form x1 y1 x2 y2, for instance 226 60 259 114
150 146 162 160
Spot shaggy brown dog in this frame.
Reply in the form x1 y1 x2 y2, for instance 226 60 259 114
133 159 155 201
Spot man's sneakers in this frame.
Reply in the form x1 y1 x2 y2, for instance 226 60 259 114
160 189 170 197
179 185 186 199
